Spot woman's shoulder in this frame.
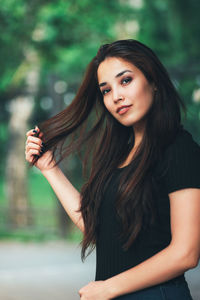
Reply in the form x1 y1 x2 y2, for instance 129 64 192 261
157 127 200 193
161 126 200 173
165 127 200 158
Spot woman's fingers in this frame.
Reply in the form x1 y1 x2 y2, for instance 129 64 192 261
26 127 44 143
26 135 43 146
26 126 42 137
26 128 38 137
25 127 46 165
25 148 41 162
26 142 42 152
25 138 45 157
34 125 40 131
38 131 44 138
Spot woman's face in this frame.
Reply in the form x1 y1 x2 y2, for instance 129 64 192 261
97 57 155 128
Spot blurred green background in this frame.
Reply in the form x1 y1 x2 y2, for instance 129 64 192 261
0 0 200 243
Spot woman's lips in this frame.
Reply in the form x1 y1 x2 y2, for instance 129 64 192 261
118 105 132 115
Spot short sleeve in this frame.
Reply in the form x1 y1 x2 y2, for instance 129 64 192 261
160 130 200 194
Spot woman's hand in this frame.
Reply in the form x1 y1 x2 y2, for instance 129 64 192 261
25 125 56 172
78 281 112 300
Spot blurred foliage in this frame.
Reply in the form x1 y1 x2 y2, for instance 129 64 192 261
0 0 41 92
0 0 134 93
0 0 199 127
0 0 199 119
138 0 200 137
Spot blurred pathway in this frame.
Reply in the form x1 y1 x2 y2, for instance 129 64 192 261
0 240 95 300
0 241 199 300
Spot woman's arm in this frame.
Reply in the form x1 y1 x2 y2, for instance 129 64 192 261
25 127 84 233
42 167 84 233
104 243 195 299
103 188 200 299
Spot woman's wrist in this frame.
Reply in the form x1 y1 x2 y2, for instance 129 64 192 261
104 278 118 299
41 164 60 178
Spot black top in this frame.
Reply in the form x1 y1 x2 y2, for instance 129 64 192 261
95 127 200 281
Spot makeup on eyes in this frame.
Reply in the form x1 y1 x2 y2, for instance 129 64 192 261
121 76 132 85
98 69 133 88
101 76 133 96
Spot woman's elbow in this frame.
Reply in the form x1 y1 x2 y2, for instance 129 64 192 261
189 255 199 269
178 248 199 270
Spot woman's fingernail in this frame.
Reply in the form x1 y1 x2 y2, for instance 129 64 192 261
34 125 40 131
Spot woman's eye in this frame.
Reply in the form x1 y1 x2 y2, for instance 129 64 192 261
102 89 110 96
122 77 132 85
101 78 132 96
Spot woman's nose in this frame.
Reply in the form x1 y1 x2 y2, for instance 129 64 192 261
112 89 124 103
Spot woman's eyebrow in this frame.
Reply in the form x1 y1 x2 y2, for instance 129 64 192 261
98 70 133 87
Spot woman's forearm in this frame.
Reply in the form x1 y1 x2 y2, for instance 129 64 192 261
42 166 84 233
105 244 197 299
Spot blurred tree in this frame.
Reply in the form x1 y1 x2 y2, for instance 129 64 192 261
5 49 39 228
0 0 42 176
0 0 43 93
0 1 42 229
138 0 200 139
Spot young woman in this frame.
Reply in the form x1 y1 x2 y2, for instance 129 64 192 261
25 39 200 300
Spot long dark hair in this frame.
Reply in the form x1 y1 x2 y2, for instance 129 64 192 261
35 39 187 261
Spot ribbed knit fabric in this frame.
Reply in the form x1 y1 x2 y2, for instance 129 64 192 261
95 127 200 281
